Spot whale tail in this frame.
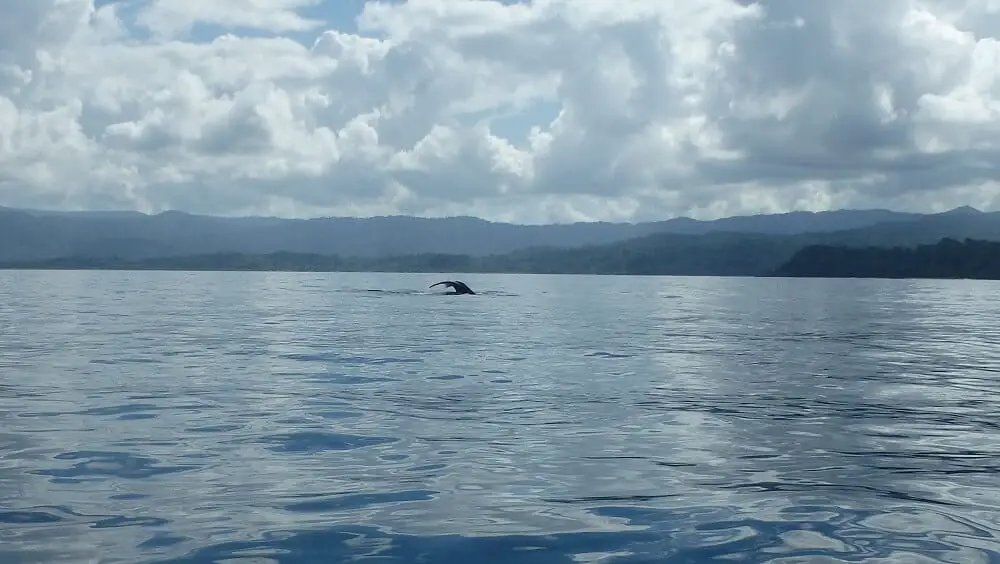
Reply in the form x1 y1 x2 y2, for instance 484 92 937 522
430 280 475 295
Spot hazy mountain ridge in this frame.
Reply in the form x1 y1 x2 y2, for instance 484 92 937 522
0 205 939 262
2 205 998 277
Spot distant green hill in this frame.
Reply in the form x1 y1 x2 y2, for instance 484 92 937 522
770 238 1000 280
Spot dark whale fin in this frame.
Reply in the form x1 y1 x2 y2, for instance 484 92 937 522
430 280 475 295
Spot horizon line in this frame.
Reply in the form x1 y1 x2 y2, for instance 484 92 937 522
0 204 983 226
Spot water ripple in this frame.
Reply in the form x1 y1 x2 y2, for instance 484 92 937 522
2 272 1000 563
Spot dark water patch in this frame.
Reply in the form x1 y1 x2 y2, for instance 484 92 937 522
711 480 966 508
315 410 361 420
427 374 464 381
406 463 447 473
543 493 679 504
308 373 399 385
119 413 158 420
110 493 149 501
508 419 577 427
285 490 436 513
140 534 190 549
125 394 170 401
111 439 186 448
185 424 242 433
652 461 700 469
274 416 314 425
79 403 161 417
89 357 163 365
0 510 65 524
261 432 398 454
0 505 165 530
581 456 699 470
736 453 784 460
585 351 634 359
281 352 423 366
159 349 204 357
93 515 169 529
32 451 197 480
222 348 269 357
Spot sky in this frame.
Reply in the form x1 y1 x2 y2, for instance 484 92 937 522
2 0 1000 224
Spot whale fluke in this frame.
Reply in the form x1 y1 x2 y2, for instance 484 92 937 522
430 280 476 295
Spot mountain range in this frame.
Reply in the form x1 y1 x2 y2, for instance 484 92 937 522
1 204 997 276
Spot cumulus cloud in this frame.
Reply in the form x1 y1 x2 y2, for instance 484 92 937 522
135 0 327 38
1 0 1000 223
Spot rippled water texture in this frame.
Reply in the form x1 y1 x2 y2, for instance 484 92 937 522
2 271 1000 563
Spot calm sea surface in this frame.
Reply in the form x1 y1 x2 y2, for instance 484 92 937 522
1 271 1000 563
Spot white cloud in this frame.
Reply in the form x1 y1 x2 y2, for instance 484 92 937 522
135 0 326 38
2 0 1000 223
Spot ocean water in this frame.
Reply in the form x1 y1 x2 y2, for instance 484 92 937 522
1 270 1000 563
